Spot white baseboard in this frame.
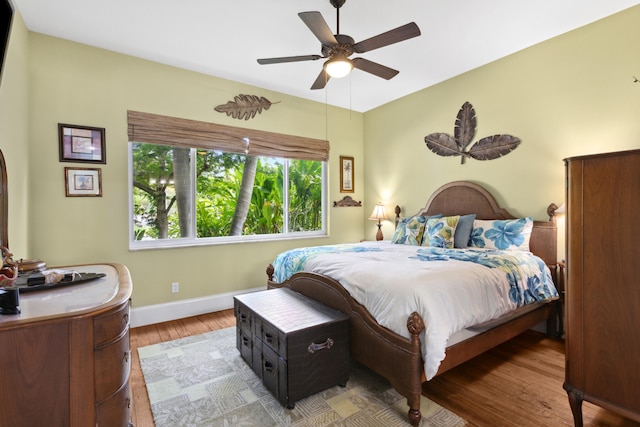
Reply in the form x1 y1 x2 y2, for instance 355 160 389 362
130 286 266 328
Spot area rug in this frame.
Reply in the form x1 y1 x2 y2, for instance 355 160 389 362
138 326 467 426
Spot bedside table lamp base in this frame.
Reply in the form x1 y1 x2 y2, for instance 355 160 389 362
375 222 383 241
369 203 387 241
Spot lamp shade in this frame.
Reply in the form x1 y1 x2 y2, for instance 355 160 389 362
325 56 353 78
369 203 387 221
369 203 387 241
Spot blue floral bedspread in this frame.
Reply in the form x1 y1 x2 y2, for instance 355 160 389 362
273 243 557 305
411 247 557 305
272 243 383 282
271 241 559 380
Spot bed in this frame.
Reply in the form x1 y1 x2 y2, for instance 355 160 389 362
265 181 560 426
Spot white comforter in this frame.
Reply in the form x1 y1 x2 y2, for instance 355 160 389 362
272 241 558 380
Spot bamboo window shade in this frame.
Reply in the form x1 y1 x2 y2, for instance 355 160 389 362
127 110 329 161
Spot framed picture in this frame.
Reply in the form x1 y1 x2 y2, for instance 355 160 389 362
65 167 102 197
340 156 354 193
58 123 106 164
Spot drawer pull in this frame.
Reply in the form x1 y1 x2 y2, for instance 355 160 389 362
239 313 249 323
308 338 334 353
264 333 275 344
124 351 130 363
123 312 129 325
264 361 274 373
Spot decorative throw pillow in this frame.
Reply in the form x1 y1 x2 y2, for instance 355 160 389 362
422 215 460 248
391 215 426 245
469 217 534 251
454 214 476 248
391 214 442 245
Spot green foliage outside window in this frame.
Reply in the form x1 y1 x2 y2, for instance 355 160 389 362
131 143 324 242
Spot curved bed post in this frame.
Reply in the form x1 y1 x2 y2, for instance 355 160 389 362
395 205 402 228
547 203 559 221
406 312 426 426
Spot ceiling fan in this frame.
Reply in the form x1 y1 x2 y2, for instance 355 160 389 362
257 0 421 90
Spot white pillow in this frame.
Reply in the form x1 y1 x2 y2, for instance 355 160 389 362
469 217 533 251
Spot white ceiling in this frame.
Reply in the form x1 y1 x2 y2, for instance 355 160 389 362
12 0 640 112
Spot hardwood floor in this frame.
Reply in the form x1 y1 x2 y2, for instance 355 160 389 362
130 310 639 427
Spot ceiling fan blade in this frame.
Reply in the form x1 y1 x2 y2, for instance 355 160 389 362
299 11 338 46
353 22 421 53
257 55 323 65
352 58 399 80
310 70 330 90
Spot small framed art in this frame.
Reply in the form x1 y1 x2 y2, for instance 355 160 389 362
58 123 106 164
65 167 102 197
340 156 354 193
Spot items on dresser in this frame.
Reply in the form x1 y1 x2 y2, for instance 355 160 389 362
234 288 349 409
0 263 133 427
16 258 46 272
563 149 640 426
13 268 106 292
0 286 19 314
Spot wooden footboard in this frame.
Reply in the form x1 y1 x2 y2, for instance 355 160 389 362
267 269 426 426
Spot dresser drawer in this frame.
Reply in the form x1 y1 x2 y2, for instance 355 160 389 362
94 301 130 345
95 382 131 427
95 329 131 401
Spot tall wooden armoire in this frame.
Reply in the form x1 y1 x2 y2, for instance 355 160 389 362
563 149 640 426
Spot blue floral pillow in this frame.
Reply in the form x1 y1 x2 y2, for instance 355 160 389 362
391 215 426 245
422 215 460 248
391 214 442 245
469 217 534 251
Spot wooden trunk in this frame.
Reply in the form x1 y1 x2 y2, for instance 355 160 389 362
234 288 349 409
564 149 640 426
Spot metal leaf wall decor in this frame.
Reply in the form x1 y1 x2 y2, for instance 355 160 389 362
214 94 280 120
424 102 521 164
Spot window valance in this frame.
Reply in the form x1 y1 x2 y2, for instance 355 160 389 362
127 110 329 161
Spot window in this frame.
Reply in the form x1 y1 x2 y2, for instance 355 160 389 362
128 111 329 249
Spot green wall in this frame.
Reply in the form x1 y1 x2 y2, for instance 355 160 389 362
2 12 364 308
363 5 640 256
2 5 640 312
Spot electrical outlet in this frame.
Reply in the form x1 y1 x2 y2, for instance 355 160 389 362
171 282 179 293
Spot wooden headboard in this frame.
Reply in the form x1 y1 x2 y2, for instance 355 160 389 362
395 181 558 276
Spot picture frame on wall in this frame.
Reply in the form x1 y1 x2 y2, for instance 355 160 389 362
340 156 354 193
58 123 106 164
65 167 102 197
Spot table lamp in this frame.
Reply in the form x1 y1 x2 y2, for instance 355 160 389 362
369 203 387 241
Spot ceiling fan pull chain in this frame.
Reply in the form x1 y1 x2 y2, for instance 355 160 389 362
349 72 352 116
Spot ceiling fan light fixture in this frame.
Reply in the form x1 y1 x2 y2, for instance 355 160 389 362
325 56 353 78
